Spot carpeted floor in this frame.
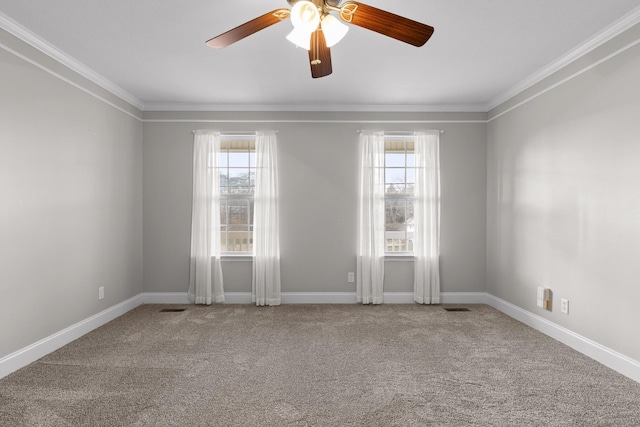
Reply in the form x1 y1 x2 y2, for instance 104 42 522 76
1 304 639 426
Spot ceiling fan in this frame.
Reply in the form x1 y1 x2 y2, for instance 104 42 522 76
205 0 434 79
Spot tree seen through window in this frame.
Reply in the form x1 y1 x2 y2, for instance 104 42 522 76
385 138 415 253
218 139 255 253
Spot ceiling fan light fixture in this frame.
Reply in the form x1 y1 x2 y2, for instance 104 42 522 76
286 27 312 50
206 0 435 79
321 14 349 48
290 1 321 33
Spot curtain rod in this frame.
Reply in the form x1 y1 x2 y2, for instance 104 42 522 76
357 130 444 135
191 130 278 136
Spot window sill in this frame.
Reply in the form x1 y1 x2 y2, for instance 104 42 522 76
385 254 415 262
217 254 415 262
220 254 253 261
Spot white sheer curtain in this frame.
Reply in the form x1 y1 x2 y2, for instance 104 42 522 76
413 130 441 304
357 130 386 304
188 130 225 305
252 130 281 306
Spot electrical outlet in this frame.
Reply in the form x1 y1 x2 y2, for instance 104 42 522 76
537 287 544 308
98 286 104 300
347 272 355 283
561 298 569 315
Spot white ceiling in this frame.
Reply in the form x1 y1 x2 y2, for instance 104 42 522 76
1 0 639 111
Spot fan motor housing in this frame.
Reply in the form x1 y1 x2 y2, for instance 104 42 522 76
287 0 342 8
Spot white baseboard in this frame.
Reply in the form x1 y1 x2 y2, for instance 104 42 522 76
0 294 142 380
4 291 637 385
140 291 488 305
486 294 640 384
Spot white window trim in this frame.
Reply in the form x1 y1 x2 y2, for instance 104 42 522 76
218 134 256 256
384 135 416 255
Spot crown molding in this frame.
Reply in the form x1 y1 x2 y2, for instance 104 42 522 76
0 10 483 115
142 118 488 125
487 5 640 111
487 36 640 122
0 11 145 111
3 5 640 116
142 102 488 113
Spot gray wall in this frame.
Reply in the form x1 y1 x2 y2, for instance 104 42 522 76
143 112 487 296
3 6 639 375
3 4 639 379
487 24 640 361
0 29 143 358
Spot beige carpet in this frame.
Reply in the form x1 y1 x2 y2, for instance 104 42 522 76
1 304 639 426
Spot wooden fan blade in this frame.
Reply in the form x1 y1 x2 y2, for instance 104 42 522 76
206 9 290 49
309 29 332 78
340 2 434 47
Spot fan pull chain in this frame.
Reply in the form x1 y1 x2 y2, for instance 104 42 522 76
311 28 321 65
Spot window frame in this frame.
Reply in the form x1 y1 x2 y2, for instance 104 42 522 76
217 135 256 257
384 136 416 256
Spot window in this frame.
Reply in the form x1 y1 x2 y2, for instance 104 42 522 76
385 137 415 253
218 137 256 254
